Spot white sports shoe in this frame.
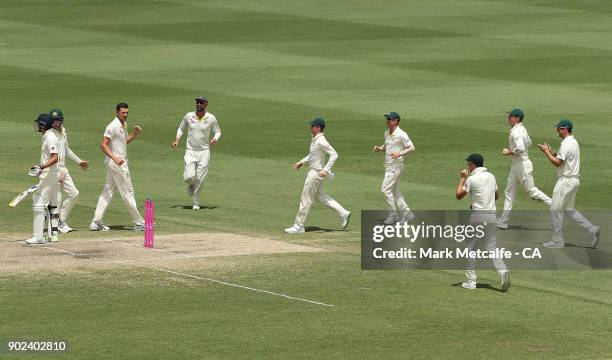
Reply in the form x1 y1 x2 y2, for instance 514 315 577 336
134 223 145 231
187 185 195 197
25 236 45 245
500 271 510 292
461 280 477 290
285 225 305 234
543 241 564 249
401 212 416 223
192 205 200 210
591 226 601 249
341 211 351 229
90 221 110 231
58 222 72 234
496 221 508 230
383 212 399 225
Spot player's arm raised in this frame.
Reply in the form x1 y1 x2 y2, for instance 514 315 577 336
127 125 142 144
100 137 124 166
456 169 469 200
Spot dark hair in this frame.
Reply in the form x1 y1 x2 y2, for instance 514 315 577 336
116 102 129 111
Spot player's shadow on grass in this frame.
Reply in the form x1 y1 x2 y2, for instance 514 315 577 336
305 226 347 233
451 282 505 293
108 225 134 231
169 205 218 210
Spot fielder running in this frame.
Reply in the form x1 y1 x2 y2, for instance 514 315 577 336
285 118 351 234
455 154 510 291
537 119 600 248
48 109 90 233
372 112 415 224
171 96 221 210
497 108 551 229
90 103 144 231
26 114 60 244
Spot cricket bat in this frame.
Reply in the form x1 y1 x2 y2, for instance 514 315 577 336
8 184 39 208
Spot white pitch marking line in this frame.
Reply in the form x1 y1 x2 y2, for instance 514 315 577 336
38 245 334 307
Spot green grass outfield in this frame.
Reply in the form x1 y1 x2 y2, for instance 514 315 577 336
1 0 611 359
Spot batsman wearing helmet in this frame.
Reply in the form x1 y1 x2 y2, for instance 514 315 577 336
26 114 61 244
49 109 90 233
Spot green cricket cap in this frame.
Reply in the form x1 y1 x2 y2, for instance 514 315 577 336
507 108 524 119
465 153 484 167
310 117 326 128
555 119 573 130
384 111 400 120
194 96 208 103
49 109 64 119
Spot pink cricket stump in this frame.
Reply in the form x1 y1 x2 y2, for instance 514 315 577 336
144 199 155 248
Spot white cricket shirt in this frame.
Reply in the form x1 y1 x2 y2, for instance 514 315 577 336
176 112 221 151
55 127 82 169
103 117 128 164
556 135 580 178
508 123 531 161
384 127 414 165
463 167 498 211
299 133 338 175
41 129 59 173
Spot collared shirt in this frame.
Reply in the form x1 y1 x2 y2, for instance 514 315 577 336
463 167 498 211
508 123 531 161
41 129 59 173
176 111 221 151
54 127 82 169
384 127 414 164
299 133 338 175
556 135 580 177
103 117 128 163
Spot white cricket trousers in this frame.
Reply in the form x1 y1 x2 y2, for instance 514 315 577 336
381 163 412 215
550 177 596 244
498 159 551 224
32 170 58 238
466 212 507 281
293 169 347 227
184 149 210 205
57 169 80 223
92 161 143 224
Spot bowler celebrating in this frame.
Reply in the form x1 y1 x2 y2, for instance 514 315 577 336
497 108 551 229
537 119 600 248
49 109 89 233
455 154 509 291
372 112 415 224
90 103 144 231
171 96 221 210
285 118 351 234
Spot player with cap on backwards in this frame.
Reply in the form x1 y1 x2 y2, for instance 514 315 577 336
372 112 416 224
171 96 221 210
90 102 145 231
26 114 61 244
537 119 600 248
285 118 351 234
48 109 90 233
456 153 510 291
497 108 551 230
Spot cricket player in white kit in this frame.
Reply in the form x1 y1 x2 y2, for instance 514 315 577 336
537 119 600 248
372 112 415 224
171 96 221 209
456 154 509 291
285 118 351 234
497 108 551 229
48 109 90 233
90 103 144 231
26 114 60 244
